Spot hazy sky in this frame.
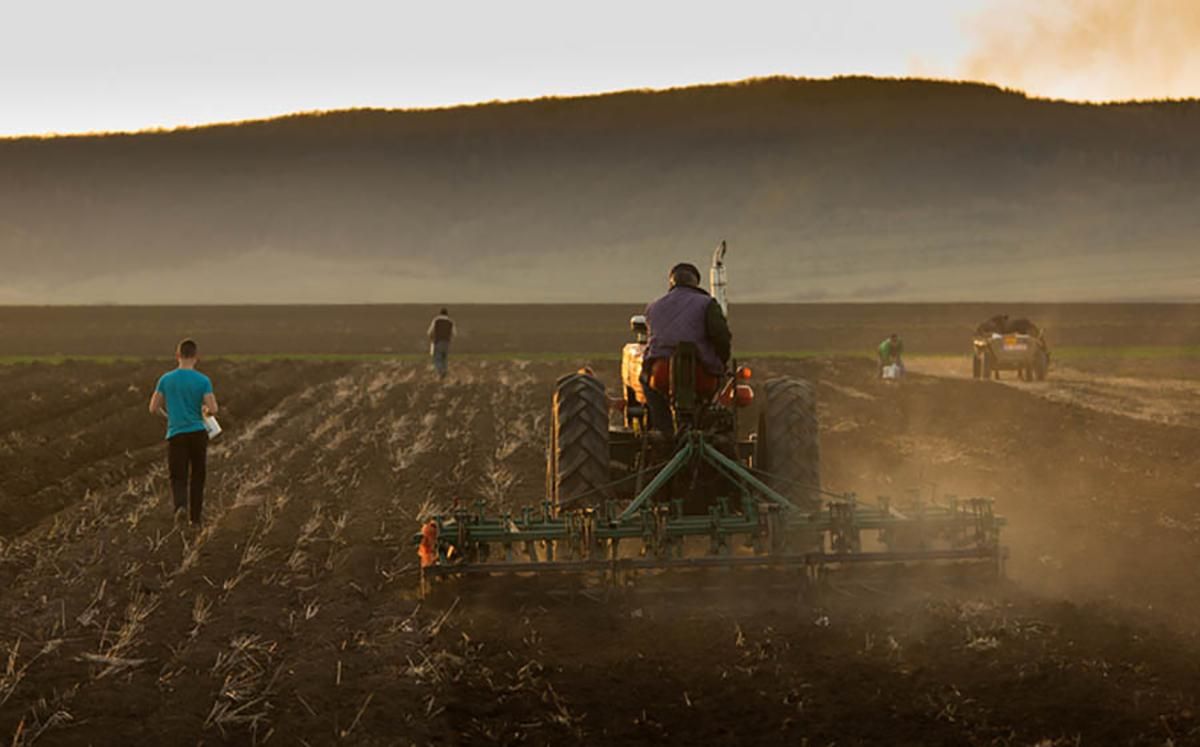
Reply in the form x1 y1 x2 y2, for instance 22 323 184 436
3 0 1198 136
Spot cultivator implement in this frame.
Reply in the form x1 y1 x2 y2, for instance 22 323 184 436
416 431 1006 597
415 244 1007 597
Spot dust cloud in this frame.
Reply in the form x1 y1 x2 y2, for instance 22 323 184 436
964 0 1200 101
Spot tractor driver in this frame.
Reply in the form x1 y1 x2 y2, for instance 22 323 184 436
640 262 732 432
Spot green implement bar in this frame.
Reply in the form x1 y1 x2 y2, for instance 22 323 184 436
422 546 1006 579
429 504 1002 545
415 427 1007 584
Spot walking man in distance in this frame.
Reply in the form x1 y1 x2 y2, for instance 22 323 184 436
428 308 455 379
148 338 218 526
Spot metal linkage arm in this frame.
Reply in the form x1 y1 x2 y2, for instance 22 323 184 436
616 437 695 522
698 437 802 511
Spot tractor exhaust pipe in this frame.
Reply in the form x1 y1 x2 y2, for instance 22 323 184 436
710 240 728 318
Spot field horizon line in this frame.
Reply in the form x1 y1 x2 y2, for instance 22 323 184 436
2 300 1199 309
2 346 1197 366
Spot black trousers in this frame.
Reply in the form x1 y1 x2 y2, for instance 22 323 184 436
639 364 673 434
168 430 208 523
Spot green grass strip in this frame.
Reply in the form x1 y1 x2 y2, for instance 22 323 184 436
2 345 1197 366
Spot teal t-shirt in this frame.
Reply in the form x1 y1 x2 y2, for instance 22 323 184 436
155 368 213 439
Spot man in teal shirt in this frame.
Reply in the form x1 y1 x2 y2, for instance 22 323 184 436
148 339 219 526
878 333 905 377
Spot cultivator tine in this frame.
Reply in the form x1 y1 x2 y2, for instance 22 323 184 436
829 495 862 554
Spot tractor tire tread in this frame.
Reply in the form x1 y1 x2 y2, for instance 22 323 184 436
551 372 610 508
759 377 821 510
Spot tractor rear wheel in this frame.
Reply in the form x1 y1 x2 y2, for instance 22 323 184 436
757 378 821 511
549 372 611 510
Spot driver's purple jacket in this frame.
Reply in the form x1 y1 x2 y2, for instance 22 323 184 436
644 286 726 375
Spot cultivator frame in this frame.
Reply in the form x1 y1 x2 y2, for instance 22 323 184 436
417 431 1006 596
416 243 1007 596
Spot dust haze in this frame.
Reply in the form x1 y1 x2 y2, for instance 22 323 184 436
966 0 1200 101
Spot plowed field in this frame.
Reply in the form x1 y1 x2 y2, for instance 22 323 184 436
2 356 1199 746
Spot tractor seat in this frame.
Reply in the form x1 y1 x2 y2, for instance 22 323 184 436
648 358 720 398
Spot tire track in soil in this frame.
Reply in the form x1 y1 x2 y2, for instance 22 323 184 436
220 360 556 746
405 361 608 746
0 363 166 538
185 360 550 745
0 360 335 539
907 357 1200 429
231 364 453 744
42 376 355 743
45 365 407 744
0 361 348 744
2 361 533 744
6 357 1199 744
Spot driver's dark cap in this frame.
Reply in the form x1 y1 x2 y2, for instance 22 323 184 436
669 262 702 287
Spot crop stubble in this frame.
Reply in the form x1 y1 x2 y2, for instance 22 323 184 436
0 356 1198 745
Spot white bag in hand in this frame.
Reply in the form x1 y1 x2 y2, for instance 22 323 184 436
204 415 222 439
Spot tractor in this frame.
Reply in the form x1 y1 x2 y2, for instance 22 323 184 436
416 244 1005 595
555 317 821 520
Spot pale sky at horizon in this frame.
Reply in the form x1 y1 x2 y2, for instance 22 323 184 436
3 0 1199 137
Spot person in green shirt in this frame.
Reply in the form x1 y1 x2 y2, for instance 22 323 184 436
878 333 904 377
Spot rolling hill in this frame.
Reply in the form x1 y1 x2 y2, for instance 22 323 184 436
2 76 1198 303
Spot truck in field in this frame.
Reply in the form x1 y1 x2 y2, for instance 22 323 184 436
972 315 1050 381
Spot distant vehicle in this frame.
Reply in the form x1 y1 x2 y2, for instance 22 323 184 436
972 315 1050 381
